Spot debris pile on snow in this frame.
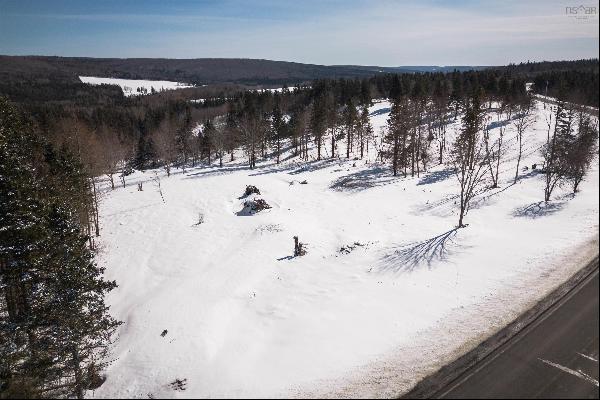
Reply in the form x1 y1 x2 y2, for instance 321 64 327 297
193 212 204 226
169 378 187 391
240 198 271 215
339 241 367 254
242 185 261 197
289 179 309 185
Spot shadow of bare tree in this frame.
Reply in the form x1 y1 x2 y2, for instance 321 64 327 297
417 168 455 186
412 193 460 215
248 158 337 177
183 164 250 180
378 228 460 273
330 166 397 192
512 198 569 219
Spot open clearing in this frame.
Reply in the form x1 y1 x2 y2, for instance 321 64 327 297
92 99 599 398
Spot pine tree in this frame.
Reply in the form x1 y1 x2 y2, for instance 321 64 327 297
1 98 121 398
325 92 338 159
543 99 575 202
271 96 285 164
356 106 371 159
343 99 357 159
309 96 326 160
565 112 598 193
203 119 216 165
386 97 410 176
289 107 308 159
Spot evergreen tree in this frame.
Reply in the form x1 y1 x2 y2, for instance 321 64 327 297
0 98 121 398
543 98 575 202
356 106 372 159
564 112 598 194
271 95 285 164
202 119 215 165
325 92 338 159
386 97 410 176
309 96 327 160
343 99 357 158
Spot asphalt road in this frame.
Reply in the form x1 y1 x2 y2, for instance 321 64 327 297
436 261 599 399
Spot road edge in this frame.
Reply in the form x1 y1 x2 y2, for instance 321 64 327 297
403 252 600 399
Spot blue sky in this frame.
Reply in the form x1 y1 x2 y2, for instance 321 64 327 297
1 0 598 66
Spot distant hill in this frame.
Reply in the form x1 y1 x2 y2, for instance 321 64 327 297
333 65 488 74
0 56 375 86
0 55 486 86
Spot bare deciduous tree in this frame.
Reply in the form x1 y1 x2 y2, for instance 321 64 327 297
238 112 265 169
153 119 178 177
512 97 535 183
453 93 488 227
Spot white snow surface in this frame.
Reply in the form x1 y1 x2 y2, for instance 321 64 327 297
92 99 599 398
79 76 194 96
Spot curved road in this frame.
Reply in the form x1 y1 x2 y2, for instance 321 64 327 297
434 260 599 399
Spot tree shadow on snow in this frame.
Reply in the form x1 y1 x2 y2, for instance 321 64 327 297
378 228 460 273
249 158 337 177
512 198 569 219
485 118 512 130
412 193 460 215
369 107 391 117
417 168 455 186
330 166 397 192
183 164 251 180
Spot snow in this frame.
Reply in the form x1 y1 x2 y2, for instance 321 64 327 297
79 76 194 96
92 99 599 398
191 88 287 104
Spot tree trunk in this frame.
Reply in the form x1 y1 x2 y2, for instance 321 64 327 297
317 135 321 160
346 127 351 158
331 127 335 159
91 177 100 237
72 349 84 399
514 133 522 184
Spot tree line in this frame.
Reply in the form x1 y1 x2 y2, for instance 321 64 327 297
1 98 121 398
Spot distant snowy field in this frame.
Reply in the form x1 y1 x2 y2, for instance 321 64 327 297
92 100 599 398
79 76 194 96
191 87 289 103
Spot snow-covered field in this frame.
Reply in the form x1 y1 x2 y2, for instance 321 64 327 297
79 76 194 96
191 88 289 104
92 100 599 398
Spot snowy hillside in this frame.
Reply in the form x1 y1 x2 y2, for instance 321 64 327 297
79 76 194 96
92 100 599 398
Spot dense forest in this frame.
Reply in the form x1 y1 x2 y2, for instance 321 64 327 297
0 57 598 398
0 56 384 86
0 98 121 398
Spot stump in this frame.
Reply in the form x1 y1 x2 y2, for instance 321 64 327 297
294 236 307 257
